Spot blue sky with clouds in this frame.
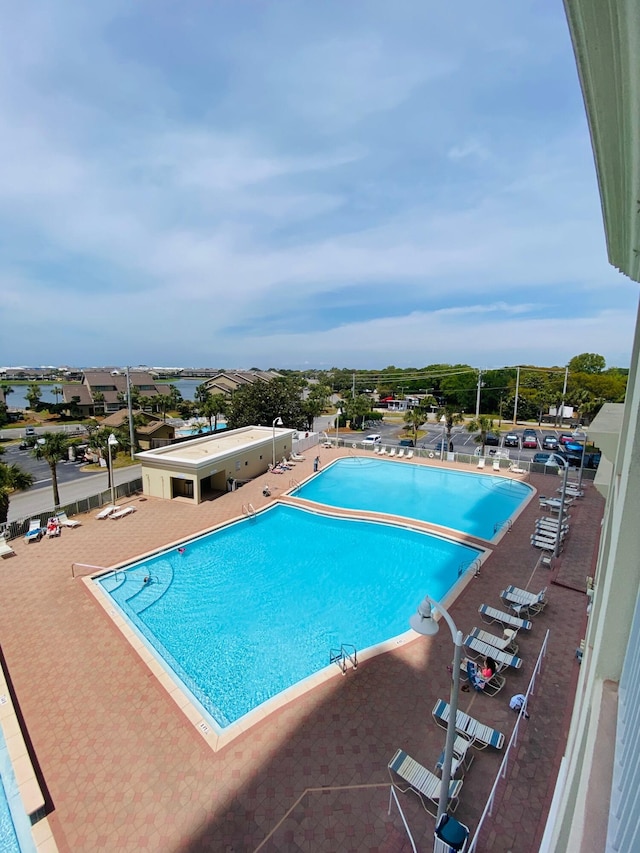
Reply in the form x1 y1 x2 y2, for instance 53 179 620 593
1 1 637 369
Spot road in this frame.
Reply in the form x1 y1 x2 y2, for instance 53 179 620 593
7 465 141 522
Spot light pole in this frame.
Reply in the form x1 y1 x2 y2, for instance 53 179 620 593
335 407 343 447
440 415 447 461
107 433 119 506
272 417 283 468
554 454 569 558
572 428 588 491
410 595 463 823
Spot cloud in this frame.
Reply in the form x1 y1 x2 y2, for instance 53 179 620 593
0 1 636 371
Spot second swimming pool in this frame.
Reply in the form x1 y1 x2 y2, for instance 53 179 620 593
96 504 482 730
292 457 532 539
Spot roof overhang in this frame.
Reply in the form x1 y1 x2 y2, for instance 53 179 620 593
564 0 640 283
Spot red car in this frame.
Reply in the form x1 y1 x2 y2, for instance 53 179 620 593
522 435 538 448
558 433 574 446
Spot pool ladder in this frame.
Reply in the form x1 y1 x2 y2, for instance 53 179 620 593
460 557 482 578
330 643 358 675
242 503 256 519
493 519 513 535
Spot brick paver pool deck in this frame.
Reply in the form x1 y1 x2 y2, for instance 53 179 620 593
0 449 603 852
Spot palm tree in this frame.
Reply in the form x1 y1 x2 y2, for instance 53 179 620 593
92 391 106 416
0 449 34 524
438 405 465 452
153 393 173 422
52 386 63 405
200 393 227 431
32 432 69 508
25 383 42 410
403 405 428 446
466 415 495 457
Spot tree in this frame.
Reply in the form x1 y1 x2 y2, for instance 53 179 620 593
438 405 465 451
403 402 431 446
153 393 173 422
226 378 306 430
466 415 495 456
32 432 69 508
195 383 211 407
167 384 182 409
92 391 106 416
25 383 42 410
302 384 331 432
569 353 606 374
52 386 63 406
0 448 34 524
204 393 228 432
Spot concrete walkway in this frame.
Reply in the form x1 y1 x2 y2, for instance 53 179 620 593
0 450 602 852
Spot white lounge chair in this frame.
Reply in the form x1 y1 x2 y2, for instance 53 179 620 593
96 505 120 519
492 459 500 472
466 626 518 655
0 538 16 558
388 749 463 816
463 635 522 670
290 452 305 461
478 604 532 632
56 510 81 528
477 458 485 469
405 450 414 460
110 506 136 520
24 519 43 543
388 447 396 457
396 448 405 459
501 586 547 615
434 734 474 779
462 657 507 696
379 447 387 456
46 517 61 538
432 698 505 750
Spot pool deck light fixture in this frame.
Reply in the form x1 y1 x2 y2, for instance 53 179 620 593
335 407 343 447
272 417 283 468
107 433 119 507
410 594 463 824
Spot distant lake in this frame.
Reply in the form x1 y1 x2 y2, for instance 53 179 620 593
3 378 203 410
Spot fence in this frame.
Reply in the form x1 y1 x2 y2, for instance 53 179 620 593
1 477 143 541
468 628 550 852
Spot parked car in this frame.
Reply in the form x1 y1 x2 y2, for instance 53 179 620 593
484 432 500 446
542 435 559 450
522 427 537 436
558 433 574 446
503 433 519 448
532 452 552 464
522 434 538 448
399 438 415 447
361 434 382 445
585 452 601 469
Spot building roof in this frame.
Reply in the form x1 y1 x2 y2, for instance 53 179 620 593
137 425 294 470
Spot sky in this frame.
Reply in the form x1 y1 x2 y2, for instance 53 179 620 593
1 1 638 371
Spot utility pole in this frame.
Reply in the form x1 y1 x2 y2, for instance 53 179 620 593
513 366 520 425
559 365 569 428
126 366 135 460
475 369 482 418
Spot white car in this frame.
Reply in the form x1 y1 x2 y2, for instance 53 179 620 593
362 434 382 445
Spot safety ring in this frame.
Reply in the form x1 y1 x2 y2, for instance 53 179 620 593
429 452 434 458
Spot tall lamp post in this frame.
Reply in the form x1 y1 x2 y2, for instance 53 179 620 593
410 595 463 823
572 428 588 491
440 415 447 461
272 417 283 468
107 433 119 506
335 407 343 447
554 454 569 558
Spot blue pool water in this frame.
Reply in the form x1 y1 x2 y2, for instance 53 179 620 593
97 504 481 729
0 724 32 853
293 457 532 540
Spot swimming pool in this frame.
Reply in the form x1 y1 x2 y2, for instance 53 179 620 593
0 725 34 853
293 458 532 540
96 504 482 730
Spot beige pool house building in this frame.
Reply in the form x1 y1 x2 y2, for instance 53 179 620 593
137 425 296 503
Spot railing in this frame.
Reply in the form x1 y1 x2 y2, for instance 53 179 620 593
242 503 256 518
494 519 513 534
71 562 108 579
386 786 418 853
2 477 143 541
461 557 482 578
468 628 550 852
329 643 358 675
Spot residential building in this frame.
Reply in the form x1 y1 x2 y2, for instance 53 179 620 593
202 369 281 397
61 370 165 417
542 3 640 851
